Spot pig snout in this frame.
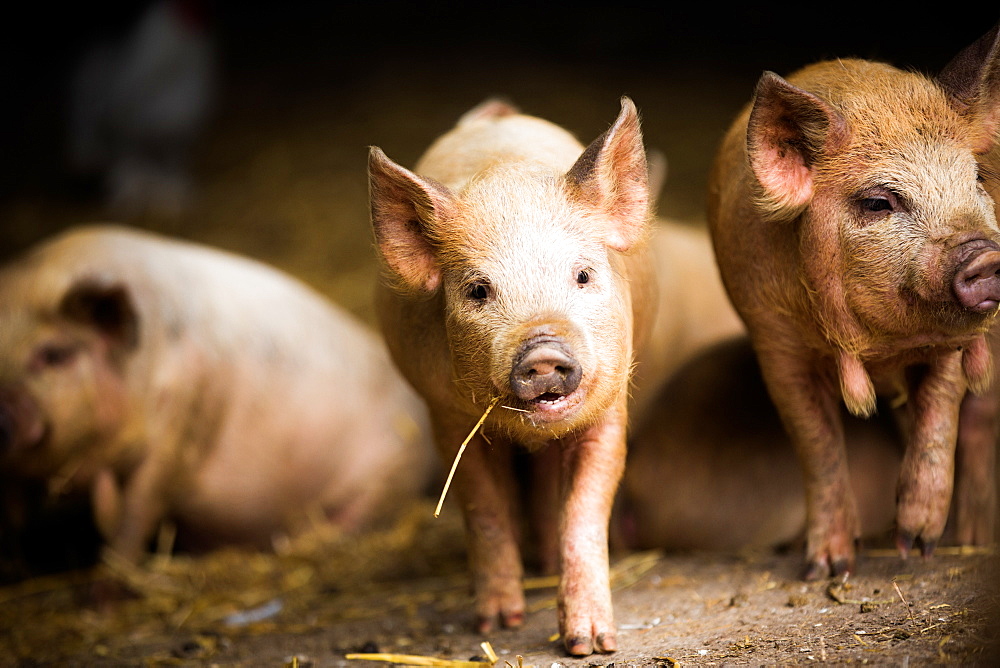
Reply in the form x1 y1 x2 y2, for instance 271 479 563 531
0 389 45 456
510 338 582 402
952 240 1000 312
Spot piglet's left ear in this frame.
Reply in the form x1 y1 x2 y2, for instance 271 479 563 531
59 278 139 350
566 97 650 252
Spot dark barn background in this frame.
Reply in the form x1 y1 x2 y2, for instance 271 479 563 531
0 0 994 575
0 0 995 568
2 5 993 278
2 5 1000 665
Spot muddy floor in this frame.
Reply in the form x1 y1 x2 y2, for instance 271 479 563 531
2 503 999 666
3 5 1000 666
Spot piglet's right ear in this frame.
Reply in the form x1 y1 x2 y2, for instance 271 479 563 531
368 147 453 294
59 278 139 350
747 71 849 219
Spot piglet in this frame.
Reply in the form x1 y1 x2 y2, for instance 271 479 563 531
707 26 1000 579
0 225 434 563
369 98 651 656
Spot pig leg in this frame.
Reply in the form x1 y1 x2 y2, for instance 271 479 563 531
101 452 172 563
952 389 998 545
895 353 965 556
756 345 859 580
437 421 525 632
557 399 626 656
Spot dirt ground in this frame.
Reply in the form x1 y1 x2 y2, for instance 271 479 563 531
3 6 1000 666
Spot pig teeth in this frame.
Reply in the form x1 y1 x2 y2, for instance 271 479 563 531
534 393 566 405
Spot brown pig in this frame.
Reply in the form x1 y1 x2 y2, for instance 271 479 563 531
621 336 900 553
0 225 434 563
953 120 1000 546
369 98 651 655
707 26 1000 579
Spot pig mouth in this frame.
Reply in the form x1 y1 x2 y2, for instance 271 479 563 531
509 387 585 424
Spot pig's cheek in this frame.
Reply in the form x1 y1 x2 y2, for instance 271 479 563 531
34 361 123 448
446 312 502 391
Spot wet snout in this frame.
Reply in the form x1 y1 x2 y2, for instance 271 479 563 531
952 240 1000 312
509 337 582 402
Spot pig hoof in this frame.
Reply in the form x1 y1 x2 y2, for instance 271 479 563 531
475 615 495 634
830 557 853 578
895 530 915 558
802 559 829 582
594 632 617 653
476 609 524 634
919 537 937 558
501 610 524 628
564 635 594 657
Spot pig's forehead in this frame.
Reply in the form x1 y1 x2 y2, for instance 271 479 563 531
455 166 599 236
830 137 980 195
445 199 606 271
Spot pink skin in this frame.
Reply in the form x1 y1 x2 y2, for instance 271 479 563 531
708 26 1000 579
0 226 435 569
370 98 649 655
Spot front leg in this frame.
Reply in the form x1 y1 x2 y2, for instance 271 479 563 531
951 357 998 545
435 419 524 633
756 344 858 580
896 352 965 555
557 398 626 656
91 463 163 566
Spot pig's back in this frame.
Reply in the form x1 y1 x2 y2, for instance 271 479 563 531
21 225 432 541
28 225 371 372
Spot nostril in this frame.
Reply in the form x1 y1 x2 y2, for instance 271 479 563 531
953 248 1000 312
510 341 582 401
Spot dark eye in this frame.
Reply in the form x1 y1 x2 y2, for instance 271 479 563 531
576 269 590 285
33 344 78 370
855 188 901 222
860 197 893 213
466 279 492 303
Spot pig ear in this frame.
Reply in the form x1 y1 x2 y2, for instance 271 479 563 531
368 147 455 294
936 24 1000 153
566 97 650 252
747 71 849 217
59 278 139 350
457 98 520 127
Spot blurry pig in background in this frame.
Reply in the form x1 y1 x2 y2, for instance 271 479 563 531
629 218 745 424
0 225 435 565
68 0 216 218
369 98 651 656
620 336 900 553
708 26 1000 580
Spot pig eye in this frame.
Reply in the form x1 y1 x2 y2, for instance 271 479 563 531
32 344 78 370
860 197 893 213
855 188 901 222
576 269 591 285
466 279 493 303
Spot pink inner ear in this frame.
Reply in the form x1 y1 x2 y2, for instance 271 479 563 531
755 141 813 208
